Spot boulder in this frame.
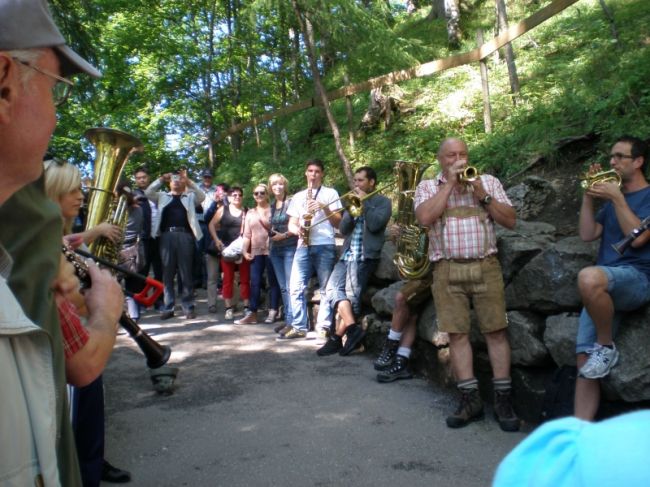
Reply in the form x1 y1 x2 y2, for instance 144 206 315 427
496 220 556 283
505 236 598 313
507 311 549 366
543 312 579 367
374 240 400 281
506 176 556 221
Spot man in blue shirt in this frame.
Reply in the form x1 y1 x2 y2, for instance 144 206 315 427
575 135 650 420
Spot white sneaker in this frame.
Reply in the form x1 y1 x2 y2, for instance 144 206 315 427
224 308 234 320
579 343 619 379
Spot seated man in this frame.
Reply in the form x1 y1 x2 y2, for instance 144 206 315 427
316 167 391 356
574 135 650 420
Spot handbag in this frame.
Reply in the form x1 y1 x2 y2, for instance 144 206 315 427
222 209 247 263
119 239 144 272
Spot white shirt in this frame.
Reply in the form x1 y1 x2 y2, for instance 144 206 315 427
287 185 342 247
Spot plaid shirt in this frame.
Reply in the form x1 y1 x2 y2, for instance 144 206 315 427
343 216 365 262
57 297 89 359
414 173 512 261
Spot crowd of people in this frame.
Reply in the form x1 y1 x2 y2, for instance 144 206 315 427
2 1 650 485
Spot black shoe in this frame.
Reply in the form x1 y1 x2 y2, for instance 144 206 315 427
494 390 520 432
101 460 131 483
374 337 400 371
377 355 413 383
339 324 365 356
446 389 484 429
317 335 343 356
160 310 174 320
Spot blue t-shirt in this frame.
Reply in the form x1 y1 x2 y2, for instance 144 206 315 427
596 186 650 278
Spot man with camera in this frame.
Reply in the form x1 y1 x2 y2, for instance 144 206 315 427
146 168 205 320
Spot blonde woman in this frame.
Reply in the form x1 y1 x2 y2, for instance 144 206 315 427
267 174 297 333
235 183 281 324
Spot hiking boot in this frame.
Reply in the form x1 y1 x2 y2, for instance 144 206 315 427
494 390 520 432
235 311 258 325
579 343 620 379
224 308 234 320
276 327 307 340
317 335 343 356
374 337 400 371
339 324 365 356
446 389 484 428
377 355 413 383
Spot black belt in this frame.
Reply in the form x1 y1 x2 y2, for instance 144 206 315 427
163 226 190 233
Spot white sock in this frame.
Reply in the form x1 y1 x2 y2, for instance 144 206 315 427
388 329 402 341
397 347 411 358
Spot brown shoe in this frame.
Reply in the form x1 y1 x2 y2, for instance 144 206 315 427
277 325 293 336
446 389 484 428
235 311 258 325
494 390 520 432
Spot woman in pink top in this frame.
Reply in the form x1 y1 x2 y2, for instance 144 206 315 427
235 184 281 324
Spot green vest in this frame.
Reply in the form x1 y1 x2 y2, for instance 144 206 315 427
0 177 82 486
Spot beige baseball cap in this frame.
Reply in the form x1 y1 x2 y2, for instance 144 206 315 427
0 0 101 78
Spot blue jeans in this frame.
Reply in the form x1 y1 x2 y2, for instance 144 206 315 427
289 244 336 332
576 265 650 353
321 258 378 325
249 255 281 312
270 244 296 324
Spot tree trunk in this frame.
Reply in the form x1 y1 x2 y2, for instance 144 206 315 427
477 29 493 134
428 0 461 47
291 0 354 188
598 0 620 44
495 0 520 106
344 72 355 151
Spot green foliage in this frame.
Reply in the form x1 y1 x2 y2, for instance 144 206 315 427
50 0 650 196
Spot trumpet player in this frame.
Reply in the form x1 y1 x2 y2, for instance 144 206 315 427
280 159 341 340
317 167 391 356
414 137 519 432
575 136 650 420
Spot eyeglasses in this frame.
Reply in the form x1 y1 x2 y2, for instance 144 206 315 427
253 191 267 196
13 58 74 107
610 153 635 161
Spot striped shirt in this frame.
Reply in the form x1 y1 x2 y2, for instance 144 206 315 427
343 216 365 262
414 172 512 261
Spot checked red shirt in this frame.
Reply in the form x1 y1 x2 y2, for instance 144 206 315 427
57 296 89 359
414 173 512 262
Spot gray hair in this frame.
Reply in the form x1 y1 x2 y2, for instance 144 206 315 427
7 48 46 83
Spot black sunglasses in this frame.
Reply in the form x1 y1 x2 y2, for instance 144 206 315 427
254 191 267 196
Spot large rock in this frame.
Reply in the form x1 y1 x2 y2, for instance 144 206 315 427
506 176 556 221
603 307 650 402
507 311 549 366
543 312 579 367
497 220 556 283
505 236 598 313
370 280 404 316
374 240 400 281
416 301 449 347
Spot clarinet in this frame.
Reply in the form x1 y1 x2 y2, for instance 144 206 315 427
62 245 171 369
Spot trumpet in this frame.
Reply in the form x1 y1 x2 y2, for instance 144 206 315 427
458 166 480 184
580 169 622 189
308 183 392 228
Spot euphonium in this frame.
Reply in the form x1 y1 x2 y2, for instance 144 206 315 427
84 128 143 261
393 160 433 280
580 169 622 190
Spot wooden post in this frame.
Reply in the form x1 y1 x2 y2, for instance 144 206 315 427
344 72 355 150
477 29 493 134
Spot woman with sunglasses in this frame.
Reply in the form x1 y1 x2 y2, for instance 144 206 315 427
208 187 250 320
267 174 298 333
235 184 281 324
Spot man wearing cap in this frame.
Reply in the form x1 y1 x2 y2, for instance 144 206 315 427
0 0 105 484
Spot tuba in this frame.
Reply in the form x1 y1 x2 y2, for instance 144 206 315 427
393 160 433 280
85 128 144 260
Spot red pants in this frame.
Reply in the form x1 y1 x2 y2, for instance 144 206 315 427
220 258 251 300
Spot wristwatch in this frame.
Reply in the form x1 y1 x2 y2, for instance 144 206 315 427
480 194 493 206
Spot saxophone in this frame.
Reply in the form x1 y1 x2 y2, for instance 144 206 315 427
393 160 433 280
84 128 143 262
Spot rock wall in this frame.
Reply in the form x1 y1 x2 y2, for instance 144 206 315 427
362 180 650 423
